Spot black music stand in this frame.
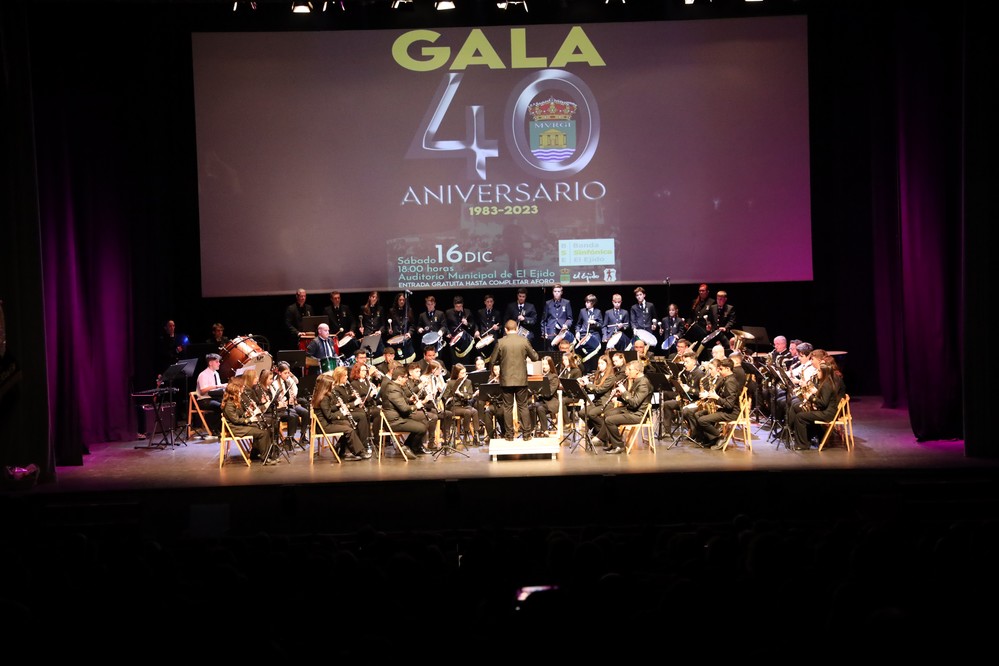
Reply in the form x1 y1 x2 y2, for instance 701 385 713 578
768 362 795 449
558 378 593 453
740 359 767 424
138 362 187 449
171 357 199 443
476 383 503 438
644 368 672 440
740 326 770 353
667 377 698 450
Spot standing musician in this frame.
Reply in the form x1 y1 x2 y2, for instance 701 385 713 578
474 293 502 356
416 294 445 351
285 288 313 348
444 295 475 365
574 294 604 372
221 377 276 464
504 287 538 342
357 291 386 357
689 283 715 324
490 319 540 441
306 323 339 372
598 360 653 454
324 290 358 356
629 287 660 341
205 322 230 351
541 284 574 352
689 358 740 449
387 292 417 364
602 293 631 347
311 370 371 461
661 304 685 347
706 290 737 345
381 366 429 457
440 363 481 446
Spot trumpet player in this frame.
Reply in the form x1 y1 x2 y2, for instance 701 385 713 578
221 376 277 464
598 360 653 454
689 358 740 449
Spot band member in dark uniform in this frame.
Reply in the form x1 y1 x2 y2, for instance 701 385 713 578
787 358 843 450
706 290 737 347
541 284 574 352
528 355 561 436
221 377 276 464
475 293 502 356
440 363 480 446
574 294 604 372
381 366 430 456
357 290 386 357
661 304 685 347
387 292 417 365
444 295 475 366
285 288 313 348
689 283 715 323
504 288 538 342
490 319 540 440
416 294 445 352
312 370 370 461
599 360 653 454
205 322 230 351
661 352 703 435
689 358 740 449
324 290 357 356
350 361 382 443
629 287 660 341
602 293 631 347
306 323 339 372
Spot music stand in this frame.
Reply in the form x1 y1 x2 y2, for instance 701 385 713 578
667 377 699 449
300 315 327 334
476 383 503 438
768 362 795 449
140 362 187 449
171 357 199 443
277 349 308 381
558 378 592 453
740 326 770 352
621 350 638 363
644 368 672 440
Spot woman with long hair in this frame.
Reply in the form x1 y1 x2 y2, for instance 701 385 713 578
358 290 385 357
221 376 276 464
529 355 561 437
311 369 371 461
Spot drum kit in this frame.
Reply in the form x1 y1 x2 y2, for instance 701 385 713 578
219 335 273 381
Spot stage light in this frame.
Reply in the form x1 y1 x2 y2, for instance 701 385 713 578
292 1 313 13
321 1 345 10
497 1 528 11
436 1 456 9
391 0 413 7
232 1 257 10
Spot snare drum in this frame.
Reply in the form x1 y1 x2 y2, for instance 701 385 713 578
421 331 443 351
475 333 495 349
635 328 658 348
220 336 273 381
387 334 407 346
606 330 633 351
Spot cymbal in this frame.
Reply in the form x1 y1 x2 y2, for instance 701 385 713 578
729 329 755 340
827 350 848 356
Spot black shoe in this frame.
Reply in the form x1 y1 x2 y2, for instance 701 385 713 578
710 439 725 450
504 435 515 441
523 434 533 441
606 446 625 455
793 443 811 451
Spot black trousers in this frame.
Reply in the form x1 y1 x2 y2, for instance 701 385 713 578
501 385 532 436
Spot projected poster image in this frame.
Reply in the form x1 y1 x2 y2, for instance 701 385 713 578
192 17 812 297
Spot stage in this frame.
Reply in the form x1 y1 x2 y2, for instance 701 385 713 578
9 396 994 539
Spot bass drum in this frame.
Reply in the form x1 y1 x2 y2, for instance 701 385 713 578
575 332 602 363
449 330 476 359
220 336 273 381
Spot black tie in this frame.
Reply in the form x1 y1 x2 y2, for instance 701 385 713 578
214 371 220 386
324 339 332 357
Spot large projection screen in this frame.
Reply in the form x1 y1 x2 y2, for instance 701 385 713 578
192 16 811 297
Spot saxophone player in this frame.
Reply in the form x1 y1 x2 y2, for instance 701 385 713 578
597 360 653 454
689 359 740 449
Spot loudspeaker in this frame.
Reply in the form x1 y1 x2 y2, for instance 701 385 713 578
142 402 176 436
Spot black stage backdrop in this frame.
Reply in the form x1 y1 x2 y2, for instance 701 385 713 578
1 0 984 481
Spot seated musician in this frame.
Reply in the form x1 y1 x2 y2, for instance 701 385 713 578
689 358 741 449
273 361 310 444
597 360 653 455
581 353 616 445
306 323 339 371
220 377 276 464
786 356 843 450
661 352 703 435
196 352 226 435
478 363 503 439
406 363 439 449
440 363 481 446
528 355 560 437
350 360 382 439
311 370 370 461
381 366 430 456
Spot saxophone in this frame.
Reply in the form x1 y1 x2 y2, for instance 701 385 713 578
695 372 718 414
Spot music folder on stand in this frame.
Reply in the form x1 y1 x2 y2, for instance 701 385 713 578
557 378 592 453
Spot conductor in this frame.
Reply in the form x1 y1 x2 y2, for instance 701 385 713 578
490 319 540 441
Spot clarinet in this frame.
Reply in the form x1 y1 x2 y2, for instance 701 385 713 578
334 390 358 428
404 382 430 420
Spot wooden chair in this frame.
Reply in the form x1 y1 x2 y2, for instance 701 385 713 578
817 394 854 451
219 416 253 468
309 407 342 465
622 403 655 454
721 387 753 452
377 410 410 462
187 391 212 438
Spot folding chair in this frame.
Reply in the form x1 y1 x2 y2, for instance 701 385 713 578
187 391 211 438
309 406 342 465
219 416 253 468
817 394 854 451
721 387 753 452
377 410 410 462
622 403 655 454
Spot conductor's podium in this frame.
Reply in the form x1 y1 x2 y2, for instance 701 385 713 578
487 436 560 462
